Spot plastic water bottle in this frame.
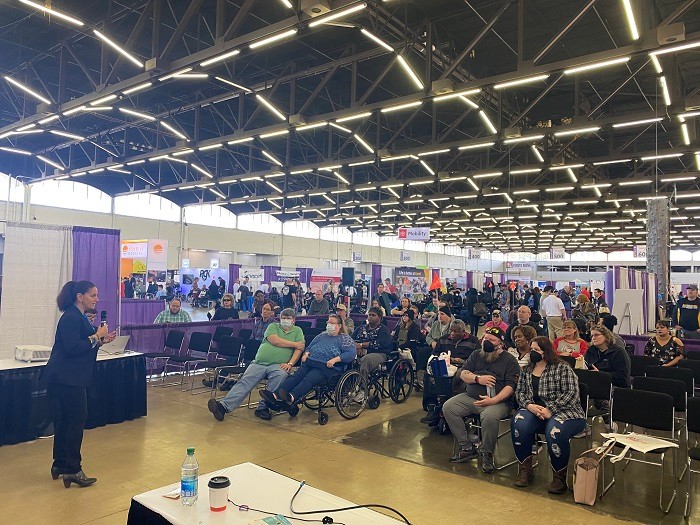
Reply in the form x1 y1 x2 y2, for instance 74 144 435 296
487 385 496 398
181 447 199 506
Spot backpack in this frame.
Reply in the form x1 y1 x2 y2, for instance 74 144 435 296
473 302 489 317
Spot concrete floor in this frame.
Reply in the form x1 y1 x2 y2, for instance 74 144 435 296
0 380 660 525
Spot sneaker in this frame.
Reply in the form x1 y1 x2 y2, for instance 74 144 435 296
254 408 272 420
420 410 439 424
208 398 227 421
532 443 543 455
480 450 495 474
202 378 213 388
449 446 478 463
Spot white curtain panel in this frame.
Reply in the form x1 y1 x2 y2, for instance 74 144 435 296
0 223 73 359
617 268 630 290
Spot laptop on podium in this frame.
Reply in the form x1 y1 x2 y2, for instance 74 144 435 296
99 335 131 355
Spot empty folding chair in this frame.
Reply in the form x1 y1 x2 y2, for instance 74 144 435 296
686 350 700 361
211 326 234 351
146 330 184 381
164 332 213 387
629 355 658 377
604 387 677 513
574 369 613 420
238 328 252 341
646 365 695 398
684 397 700 517
679 360 700 393
188 336 244 395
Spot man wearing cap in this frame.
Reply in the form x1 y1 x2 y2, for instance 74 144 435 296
336 304 354 335
540 286 566 339
443 327 519 473
504 306 544 348
676 284 700 339
426 306 454 349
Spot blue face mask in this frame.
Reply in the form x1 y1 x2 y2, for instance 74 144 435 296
326 324 339 335
280 319 292 329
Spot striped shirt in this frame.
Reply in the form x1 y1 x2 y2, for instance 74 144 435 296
154 309 192 324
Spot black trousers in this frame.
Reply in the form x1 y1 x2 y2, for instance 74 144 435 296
51 383 88 475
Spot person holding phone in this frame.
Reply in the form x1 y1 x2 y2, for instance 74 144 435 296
43 280 116 488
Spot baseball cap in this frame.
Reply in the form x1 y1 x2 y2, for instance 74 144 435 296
336 304 347 311
688 284 698 291
484 326 505 342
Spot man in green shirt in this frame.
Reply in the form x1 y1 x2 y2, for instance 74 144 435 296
153 298 192 324
208 308 304 421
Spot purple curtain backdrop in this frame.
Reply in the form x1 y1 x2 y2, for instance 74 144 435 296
466 271 473 289
296 268 313 287
72 227 120 331
228 264 241 293
604 269 614 310
121 299 166 325
371 264 382 290
263 265 280 284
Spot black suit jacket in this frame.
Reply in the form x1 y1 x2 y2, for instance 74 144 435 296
43 305 99 388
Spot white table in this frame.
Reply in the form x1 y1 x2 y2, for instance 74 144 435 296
0 351 143 371
130 462 404 525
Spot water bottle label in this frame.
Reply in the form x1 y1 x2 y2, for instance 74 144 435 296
181 478 198 498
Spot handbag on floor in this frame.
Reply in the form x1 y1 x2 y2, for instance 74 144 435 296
573 439 616 506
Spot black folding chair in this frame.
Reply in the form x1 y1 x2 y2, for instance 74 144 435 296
604 387 677 513
163 332 213 388
295 320 313 331
684 397 700 517
629 355 658 377
646 365 695 398
146 330 184 382
679 359 700 393
238 328 253 341
687 350 700 361
574 368 613 419
212 326 234 350
187 335 244 395
304 328 324 347
560 355 576 368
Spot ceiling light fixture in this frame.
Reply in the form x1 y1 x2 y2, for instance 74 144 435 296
613 117 664 128
360 29 394 52
650 40 700 57
191 164 214 178
592 158 631 165
198 143 222 151
308 3 367 28
261 150 283 166
49 130 84 140
353 134 374 154
458 141 495 151
381 100 423 113
563 56 630 75
255 94 286 120
259 129 289 139
419 160 435 175
510 168 541 175
659 76 672 106
214 77 252 92
200 49 240 67
123 82 152 95
336 112 372 123
36 155 64 170
19 0 83 26
433 88 481 102
0 146 31 155
159 68 193 81
119 107 156 121
228 137 254 145
160 121 189 140
396 55 424 90
249 28 298 49
94 30 143 68
640 153 683 161
493 74 549 90
478 111 498 134
621 0 639 40
553 126 600 137
329 122 351 133
4 76 51 104
295 122 327 131
503 134 544 145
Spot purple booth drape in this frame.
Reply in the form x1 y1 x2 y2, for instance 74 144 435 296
121 299 166 325
72 226 120 331
296 268 312 287
263 266 280 285
371 264 382 290
228 264 241 293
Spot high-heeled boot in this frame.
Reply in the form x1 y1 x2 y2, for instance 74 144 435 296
63 470 97 488
51 466 61 480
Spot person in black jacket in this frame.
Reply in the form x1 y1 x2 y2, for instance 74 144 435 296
391 309 425 349
584 325 631 388
209 293 240 321
352 306 393 395
43 280 116 488
504 306 544 348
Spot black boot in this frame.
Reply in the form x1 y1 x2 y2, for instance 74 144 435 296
63 470 97 488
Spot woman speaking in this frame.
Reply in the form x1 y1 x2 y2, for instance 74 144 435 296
44 280 115 488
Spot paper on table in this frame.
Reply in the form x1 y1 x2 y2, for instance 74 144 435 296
162 487 180 499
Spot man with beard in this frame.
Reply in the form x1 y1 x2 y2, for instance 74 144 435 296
442 327 519 473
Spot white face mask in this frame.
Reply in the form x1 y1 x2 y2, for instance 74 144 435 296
326 324 339 335
280 319 293 329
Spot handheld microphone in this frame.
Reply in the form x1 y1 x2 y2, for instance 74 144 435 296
100 311 107 327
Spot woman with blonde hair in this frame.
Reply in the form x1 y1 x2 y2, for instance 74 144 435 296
553 320 588 358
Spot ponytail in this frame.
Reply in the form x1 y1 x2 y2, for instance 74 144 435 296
56 280 95 311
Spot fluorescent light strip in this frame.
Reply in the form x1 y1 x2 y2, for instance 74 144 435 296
660 76 672 106
38 115 60 124
510 168 540 175
86 106 112 112
661 176 696 182
198 143 222 151
336 112 372 123
563 56 630 75
122 82 152 95
458 141 494 151
329 122 351 133
249 29 298 49
396 55 424 90
265 180 283 193
640 153 683 161
259 129 289 139
36 155 64 170
228 137 254 145
119 107 156 121
255 94 286 120
200 49 240 67
650 40 700 57
159 68 193 81
261 150 283 166
679 111 700 119
353 134 374 154
613 117 664 128
681 123 691 146
126 160 145 165
419 160 435 175
279 0 293 8
173 73 208 79
381 101 422 113
93 30 143 68
360 29 394 52
0 146 31 155
214 77 252 92
418 148 450 157
493 74 549 90
160 121 188 140
19 0 83 26
550 163 583 171
503 134 544 145
49 130 84 140
433 88 481 102
191 164 214 178
4 76 51 104
618 180 652 186
308 3 367 28
478 111 498 134
472 171 502 179
335 172 350 184
593 158 631 166
554 126 600 137
544 186 575 192
349 160 374 166
622 0 639 40
650 55 663 73
296 122 327 131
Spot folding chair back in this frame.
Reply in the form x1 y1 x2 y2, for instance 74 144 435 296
686 350 700 361
629 355 658 377
560 355 576 368
238 328 253 341
187 332 213 358
296 321 313 331
679 360 700 390
305 328 324 347
243 339 262 364
212 326 234 344
164 330 185 353
216 336 243 361
579 381 589 416
688 397 700 435
574 368 613 401
612 387 674 431
646 365 695 397
633 376 687 413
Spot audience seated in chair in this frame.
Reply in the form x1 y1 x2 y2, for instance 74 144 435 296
511 336 586 494
259 315 356 412
644 320 685 366
442 326 519 473
352 306 394 397
207 308 304 422
506 325 538 369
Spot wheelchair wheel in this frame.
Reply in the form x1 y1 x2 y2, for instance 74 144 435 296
367 394 381 410
388 359 415 404
302 390 321 410
288 404 300 417
335 370 366 420
318 412 329 425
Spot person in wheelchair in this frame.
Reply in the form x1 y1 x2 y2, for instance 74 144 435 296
352 306 394 400
420 320 480 426
443 326 519 473
259 315 356 412
391 309 424 350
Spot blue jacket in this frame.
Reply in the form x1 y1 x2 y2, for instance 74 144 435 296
43 305 99 387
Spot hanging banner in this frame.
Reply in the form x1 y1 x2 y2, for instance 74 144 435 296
309 268 342 293
240 266 264 280
633 245 647 258
506 261 534 269
398 227 431 241
394 267 430 297
276 269 300 278
550 247 566 260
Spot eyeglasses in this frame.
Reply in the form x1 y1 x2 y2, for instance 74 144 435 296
223 299 232 302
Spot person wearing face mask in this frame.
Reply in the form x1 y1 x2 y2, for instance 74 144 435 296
442 327 519 473
511 336 586 494
259 315 356 412
208 308 305 422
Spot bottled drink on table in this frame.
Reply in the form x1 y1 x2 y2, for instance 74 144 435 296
181 447 199 506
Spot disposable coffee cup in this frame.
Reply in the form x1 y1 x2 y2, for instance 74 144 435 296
208 476 230 512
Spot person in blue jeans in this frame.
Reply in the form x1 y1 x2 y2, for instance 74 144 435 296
511 336 586 494
259 314 356 411
208 308 305 421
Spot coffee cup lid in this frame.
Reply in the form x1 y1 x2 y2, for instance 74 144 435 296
208 476 230 489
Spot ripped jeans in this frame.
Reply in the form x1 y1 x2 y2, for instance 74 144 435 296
510 408 586 471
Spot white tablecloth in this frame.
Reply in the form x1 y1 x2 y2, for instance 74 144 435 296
0 351 142 371
133 462 404 524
